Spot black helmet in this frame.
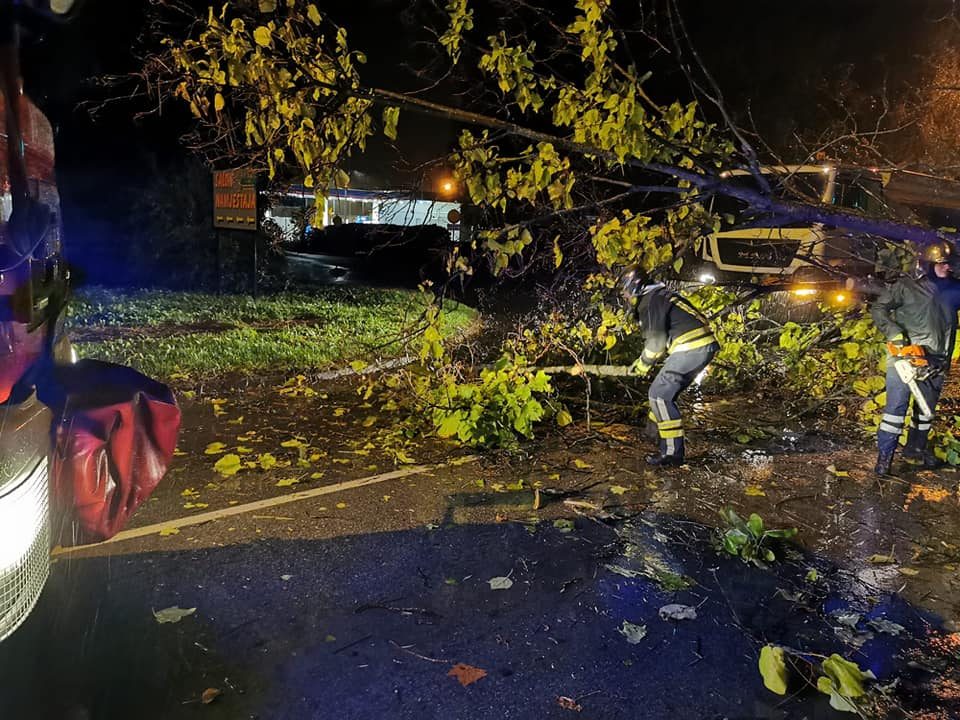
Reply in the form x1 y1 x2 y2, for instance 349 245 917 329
922 240 952 264
920 239 956 277
619 264 649 303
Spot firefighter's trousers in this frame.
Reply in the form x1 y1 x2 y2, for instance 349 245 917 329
648 342 719 458
877 356 946 455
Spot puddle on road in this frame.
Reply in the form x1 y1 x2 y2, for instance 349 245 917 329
603 513 960 719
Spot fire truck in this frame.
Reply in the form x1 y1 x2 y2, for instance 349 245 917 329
0 0 180 642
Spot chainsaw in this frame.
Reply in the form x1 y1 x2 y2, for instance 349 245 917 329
887 343 937 417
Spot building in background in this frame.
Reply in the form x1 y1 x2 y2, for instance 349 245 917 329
266 185 462 243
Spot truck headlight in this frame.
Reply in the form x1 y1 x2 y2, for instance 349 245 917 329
0 458 49 642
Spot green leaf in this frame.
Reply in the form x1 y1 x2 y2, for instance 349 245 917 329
758 645 789 695
747 513 764 537
437 414 461 438
253 26 272 47
258 452 278 470
821 654 869 698
618 620 647 644
213 453 242 476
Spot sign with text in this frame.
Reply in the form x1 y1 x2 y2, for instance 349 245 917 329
213 169 258 231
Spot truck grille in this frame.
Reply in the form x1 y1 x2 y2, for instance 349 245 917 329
715 238 801 269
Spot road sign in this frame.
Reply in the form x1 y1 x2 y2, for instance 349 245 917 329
213 169 258 231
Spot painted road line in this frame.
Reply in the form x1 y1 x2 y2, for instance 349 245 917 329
52 455 479 557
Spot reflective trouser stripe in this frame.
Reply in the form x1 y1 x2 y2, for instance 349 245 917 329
659 429 684 439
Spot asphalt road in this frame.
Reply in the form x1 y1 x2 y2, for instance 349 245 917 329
0 511 942 720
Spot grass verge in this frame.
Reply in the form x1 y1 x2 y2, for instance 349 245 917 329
70 287 477 380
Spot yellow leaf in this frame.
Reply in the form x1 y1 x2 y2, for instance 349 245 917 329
336 502 347 509
573 459 592 469
310 472 325 480
826 464 850 478
259 453 278 470
382 495 391 502
333 458 350 465
253 26 272 47
204 442 227 455
227 416 245 425
609 485 629 495
556 409 573 427
362 416 378 427
281 438 307 448
759 645 789 695
307 3 321 24
214 93 225 112
899 567 920 576
159 527 180 537
334 407 348 417
181 488 200 497
276 478 299 488
382 106 399 141
236 446 254 454
745 485 766 497
868 554 896 564
214 454 242 476
183 502 209 510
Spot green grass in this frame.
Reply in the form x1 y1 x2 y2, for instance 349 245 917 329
70 287 478 380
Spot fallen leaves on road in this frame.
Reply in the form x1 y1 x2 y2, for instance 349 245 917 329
276 478 299 488
448 663 487 687
659 604 697 621
618 620 647 644
214 454 242 476
609 485 629 495
557 696 583 712
204 442 227 455
553 519 575 533
903 483 953 511
158 527 180 537
153 606 196 624
572 459 592 470
488 576 513 590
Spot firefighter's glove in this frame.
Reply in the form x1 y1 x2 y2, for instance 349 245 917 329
629 359 652 377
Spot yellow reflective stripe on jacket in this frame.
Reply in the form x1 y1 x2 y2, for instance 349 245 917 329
657 418 683 430
668 326 716 354
669 295 709 325
659 428 684 439
671 334 717 353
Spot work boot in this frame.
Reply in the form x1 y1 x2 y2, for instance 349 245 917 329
901 448 944 470
647 453 684 467
874 449 895 476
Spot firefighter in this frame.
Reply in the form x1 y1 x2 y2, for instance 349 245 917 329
871 240 960 475
620 264 719 466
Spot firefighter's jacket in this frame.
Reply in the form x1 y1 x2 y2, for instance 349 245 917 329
632 284 715 367
871 276 958 360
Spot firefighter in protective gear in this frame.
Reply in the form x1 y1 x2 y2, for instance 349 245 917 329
870 240 960 475
620 265 719 467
